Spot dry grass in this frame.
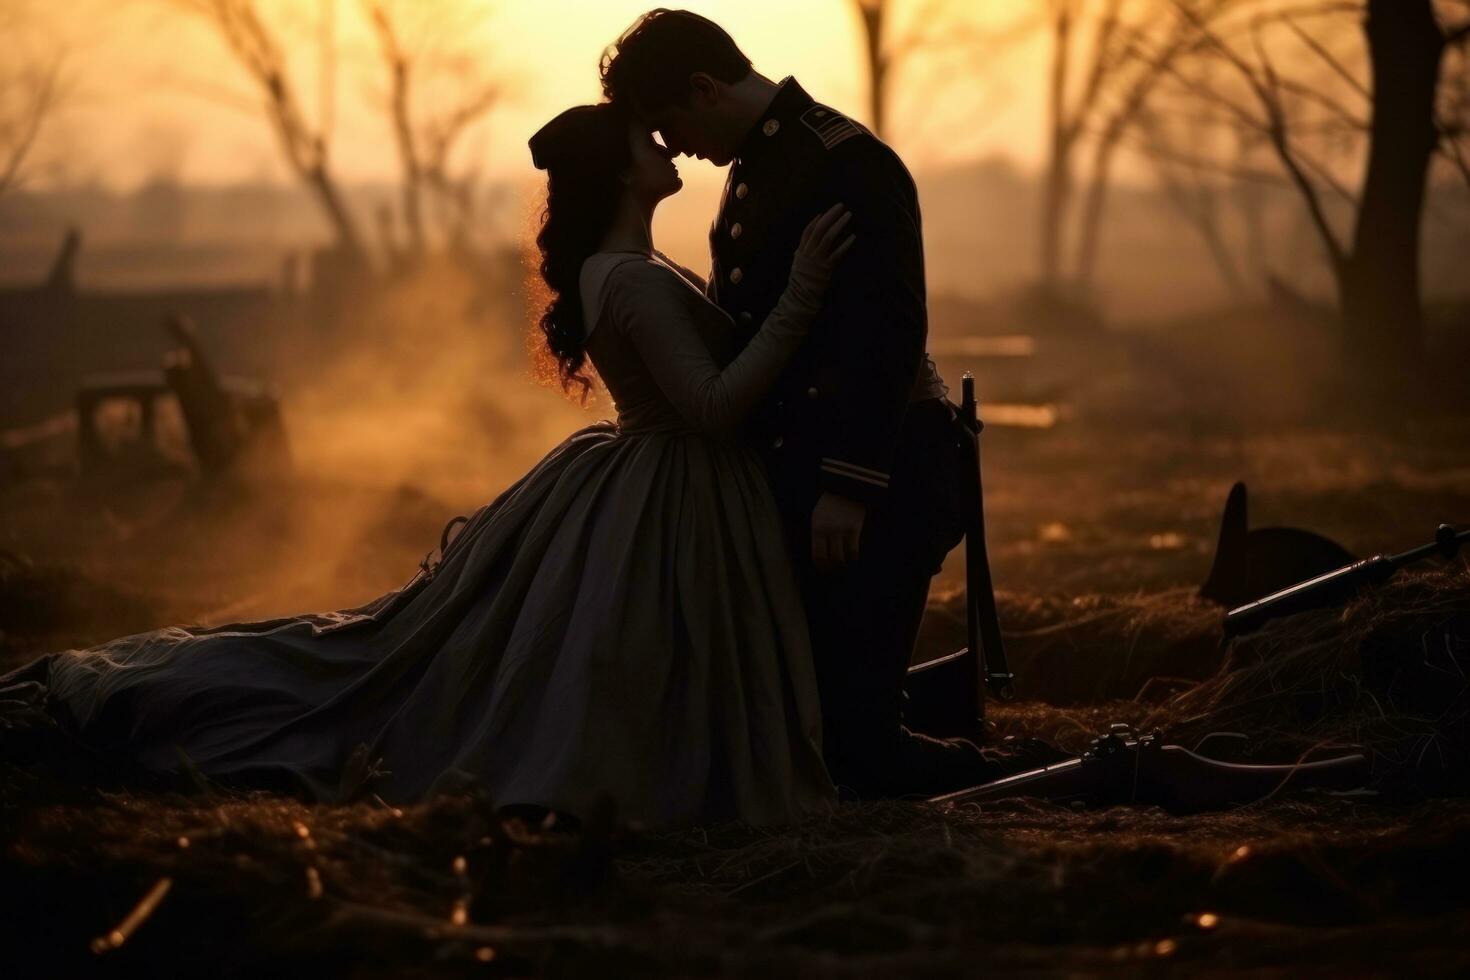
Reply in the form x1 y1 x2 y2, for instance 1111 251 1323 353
4 566 1469 976
5 774 1470 976
4 397 1470 975
1143 566 1470 799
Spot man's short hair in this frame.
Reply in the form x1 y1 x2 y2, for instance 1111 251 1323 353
600 9 753 113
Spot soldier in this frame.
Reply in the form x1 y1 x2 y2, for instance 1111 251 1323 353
602 10 985 798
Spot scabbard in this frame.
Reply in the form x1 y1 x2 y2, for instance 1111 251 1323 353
960 376 1014 704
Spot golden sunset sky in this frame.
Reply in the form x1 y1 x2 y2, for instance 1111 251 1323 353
20 0 1046 190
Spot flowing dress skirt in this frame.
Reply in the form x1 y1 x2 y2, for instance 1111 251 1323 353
0 423 837 829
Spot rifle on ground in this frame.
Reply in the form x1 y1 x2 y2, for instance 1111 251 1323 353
1226 523 1469 636
904 373 1015 740
930 723 1370 813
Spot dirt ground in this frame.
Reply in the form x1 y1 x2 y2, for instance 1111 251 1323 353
3 325 1469 976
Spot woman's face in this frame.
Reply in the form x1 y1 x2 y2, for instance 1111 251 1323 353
623 121 682 205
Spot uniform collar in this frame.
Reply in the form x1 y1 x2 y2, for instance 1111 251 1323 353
733 76 814 167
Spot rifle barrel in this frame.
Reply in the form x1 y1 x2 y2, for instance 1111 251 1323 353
1226 525 1469 636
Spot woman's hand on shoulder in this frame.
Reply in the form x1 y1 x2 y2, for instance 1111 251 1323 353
791 203 855 289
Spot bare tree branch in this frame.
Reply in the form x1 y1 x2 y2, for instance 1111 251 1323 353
0 53 63 197
1282 139 1360 204
1272 74 1370 129
1167 0 1350 273
0 4 69 199
1073 2 1237 285
168 0 368 267
138 68 263 117
1062 0 1127 147
849 0 1040 150
1126 129 1293 184
1283 12 1371 98
363 0 423 256
1142 112 1246 293
362 0 503 257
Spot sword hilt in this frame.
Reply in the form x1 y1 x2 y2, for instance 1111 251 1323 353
959 372 982 434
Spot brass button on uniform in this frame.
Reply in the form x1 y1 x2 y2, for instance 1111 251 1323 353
762 119 780 137
730 222 742 239
735 183 748 199
729 267 743 285
807 386 819 400
771 436 784 449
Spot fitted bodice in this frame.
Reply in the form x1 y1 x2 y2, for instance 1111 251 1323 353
583 255 746 435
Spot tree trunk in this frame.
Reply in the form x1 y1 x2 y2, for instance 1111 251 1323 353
1233 137 1268 290
1341 0 1443 388
1074 124 1122 289
391 63 427 259
1193 190 1245 297
306 161 371 270
856 1 888 140
1039 6 1073 289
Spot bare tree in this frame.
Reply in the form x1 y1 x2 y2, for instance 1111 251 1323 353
1159 0 1470 384
1033 0 1241 293
362 0 503 261
0 7 66 198
1070 2 1245 288
1037 0 1133 292
846 0 1028 143
169 0 370 270
1347 0 1450 377
1135 103 1248 294
847 1 1234 294
850 0 895 140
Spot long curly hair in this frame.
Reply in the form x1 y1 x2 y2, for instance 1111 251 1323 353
533 115 631 400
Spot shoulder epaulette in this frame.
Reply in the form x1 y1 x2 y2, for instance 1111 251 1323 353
800 104 864 150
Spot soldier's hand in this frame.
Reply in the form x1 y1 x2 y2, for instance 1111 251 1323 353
811 491 866 570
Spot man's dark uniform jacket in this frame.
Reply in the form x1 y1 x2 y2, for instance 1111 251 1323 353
706 77 962 574
706 77 967 795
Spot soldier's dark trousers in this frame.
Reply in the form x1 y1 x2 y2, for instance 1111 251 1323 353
785 397 968 798
800 525 931 798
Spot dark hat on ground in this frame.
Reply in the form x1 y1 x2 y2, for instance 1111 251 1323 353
529 103 627 171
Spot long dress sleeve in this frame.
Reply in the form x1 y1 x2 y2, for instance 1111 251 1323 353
608 259 822 433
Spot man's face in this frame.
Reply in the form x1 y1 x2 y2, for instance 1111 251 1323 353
641 99 736 167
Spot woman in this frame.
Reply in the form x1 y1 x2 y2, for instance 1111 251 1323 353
0 102 855 830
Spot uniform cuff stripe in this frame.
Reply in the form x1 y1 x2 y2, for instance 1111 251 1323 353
823 464 887 487
822 465 888 489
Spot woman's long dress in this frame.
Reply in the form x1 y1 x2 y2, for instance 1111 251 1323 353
0 251 837 830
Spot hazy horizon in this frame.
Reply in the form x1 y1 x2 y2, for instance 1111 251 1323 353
13 0 1050 193
6 0 1469 320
